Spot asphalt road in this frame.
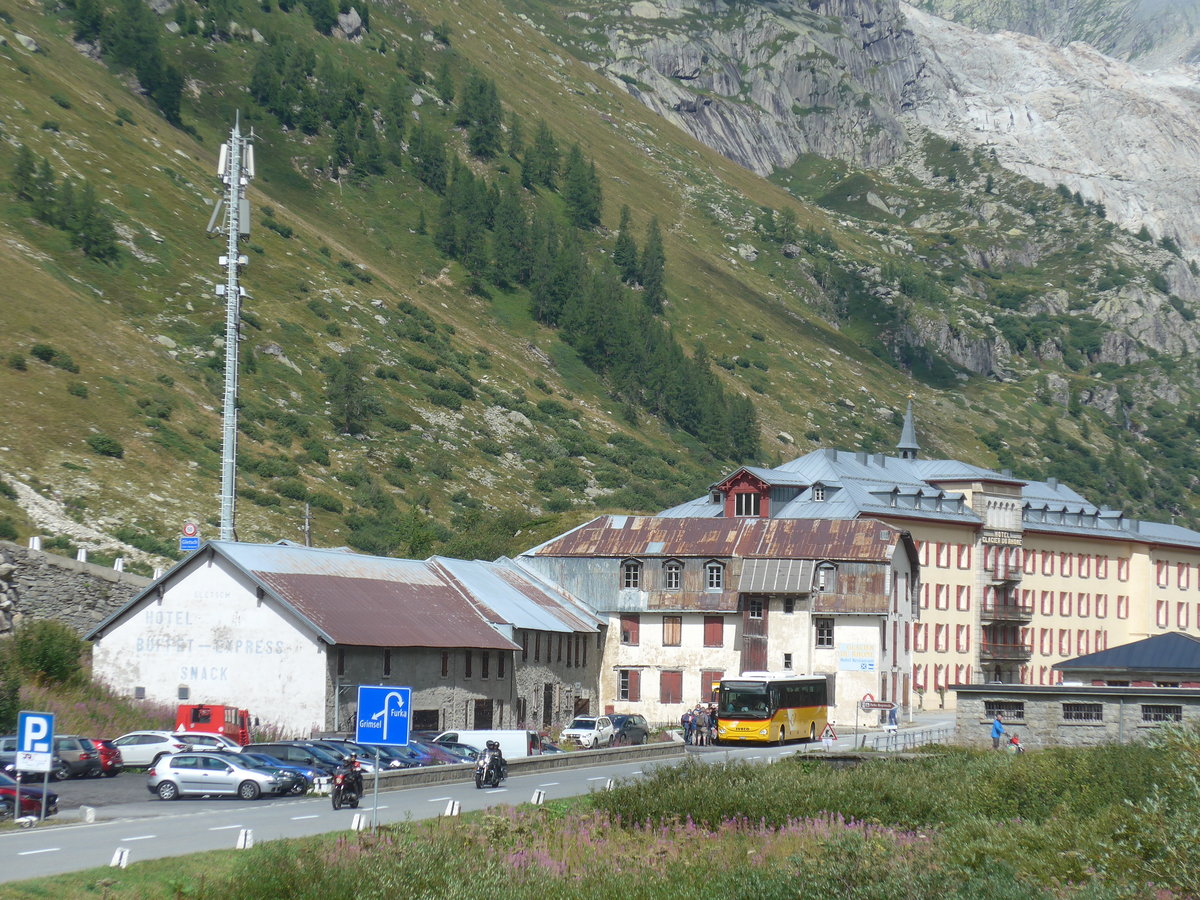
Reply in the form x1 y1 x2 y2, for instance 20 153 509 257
2 719 954 884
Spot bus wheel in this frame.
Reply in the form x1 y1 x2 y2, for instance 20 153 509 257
778 728 786 746
809 723 816 742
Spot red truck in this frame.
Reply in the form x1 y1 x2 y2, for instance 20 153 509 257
175 704 252 745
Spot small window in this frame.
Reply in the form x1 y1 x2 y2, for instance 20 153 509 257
441 651 449 677
619 669 641 702
1062 702 1103 723
984 700 1025 721
783 597 795 614
706 561 724 590
481 651 489 680
664 561 682 591
620 613 640 646
782 653 793 670
622 560 641 590
815 617 834 649
662 615 682 647
816 564 836 592
812 485 826 502
178 685 190 701
1142 704 1182 724
134 686 146 700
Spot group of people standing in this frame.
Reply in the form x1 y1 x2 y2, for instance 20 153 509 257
681 704 718 745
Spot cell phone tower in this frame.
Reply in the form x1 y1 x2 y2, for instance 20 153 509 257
206 115 255 541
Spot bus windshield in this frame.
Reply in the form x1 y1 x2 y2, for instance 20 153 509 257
718 682 771 719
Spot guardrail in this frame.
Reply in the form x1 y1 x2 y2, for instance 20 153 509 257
867 727 952 752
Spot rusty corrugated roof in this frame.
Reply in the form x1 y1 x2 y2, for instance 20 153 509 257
529 515 900 562
256 572 518 650
429 557 600 634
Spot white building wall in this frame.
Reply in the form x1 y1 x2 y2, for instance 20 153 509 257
91 557 327 736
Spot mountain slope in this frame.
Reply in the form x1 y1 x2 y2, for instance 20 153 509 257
0 0 1197 570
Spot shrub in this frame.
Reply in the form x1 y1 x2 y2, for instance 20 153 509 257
14 619 84 683
0 516 17 541
67 382 89 398
30 344 56 363
307 491 343 513
7 353 26 371
85 434 124 458
0 478 15 500
50 92 71 109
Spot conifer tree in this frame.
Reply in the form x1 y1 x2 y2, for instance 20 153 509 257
407 41 425 84
491 183 529 286
73 181 119 262
356 122 386 177
525 119 559 189
508 112 524 160
56 178 77 233
326 349 374 435
11 145 36 202
613 204 639 283
410 125 448 193
31 157 57 224
435 60 454 102
562 144 602 228
640 216 666 313
73 0 104 41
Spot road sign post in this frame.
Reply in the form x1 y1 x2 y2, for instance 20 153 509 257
17 711 55 823
355 686 411 832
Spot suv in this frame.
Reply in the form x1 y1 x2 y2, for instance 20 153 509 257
52 736 103 778
176 732 243 752
609 714 651 746
560 716 615 749
0 735 70 782
112 731 192 767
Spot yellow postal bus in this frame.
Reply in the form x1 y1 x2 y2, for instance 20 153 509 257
715 673 830 745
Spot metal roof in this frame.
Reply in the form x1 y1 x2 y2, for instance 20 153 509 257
740 559 814 592
429 557 600 634
527 516 903 562
1054 632 1200 674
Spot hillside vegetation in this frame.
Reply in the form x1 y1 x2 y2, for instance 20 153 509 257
0 0 1197 569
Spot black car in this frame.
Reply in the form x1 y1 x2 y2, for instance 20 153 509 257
609 714 650 745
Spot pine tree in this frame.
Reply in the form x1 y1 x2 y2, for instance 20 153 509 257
407 41 425 84
11 145 37 201
304 0 338 35
31 157 57 224
153 63 184 126
507 112 524 160
613 205 639 283
73 0 104 41
776 207 799 244
73 181 119 262
525 119 559 189
355 122 386 177
491 184 528 286
435 60 454 102
326 350 374 435
416 208 427 234
55 178 78 233
383 78 408 154
563 144 601 228
410 125 447 193
640 216 666 313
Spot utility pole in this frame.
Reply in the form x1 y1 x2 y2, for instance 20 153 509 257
303 502 312 547
208 115 255 542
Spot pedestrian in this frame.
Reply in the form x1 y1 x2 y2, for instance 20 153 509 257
990 713 1006 750
681 708 694 745
695 706 709 746
709 704 719 743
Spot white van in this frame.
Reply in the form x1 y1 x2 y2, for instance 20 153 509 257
433 729 542 760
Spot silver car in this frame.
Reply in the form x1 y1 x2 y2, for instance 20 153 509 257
146 752 287 800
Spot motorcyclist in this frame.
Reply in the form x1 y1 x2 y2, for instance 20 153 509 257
337 752 364 796
481 740 507 782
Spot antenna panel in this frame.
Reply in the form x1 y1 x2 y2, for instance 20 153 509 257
217 143 229 179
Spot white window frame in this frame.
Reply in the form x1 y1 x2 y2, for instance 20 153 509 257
705 561 724 590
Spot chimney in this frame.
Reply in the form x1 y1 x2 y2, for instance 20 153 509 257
855 451 867 464
874 453 886 467
825 448 838 461
1001 468 1012 478
1047 477 1058 490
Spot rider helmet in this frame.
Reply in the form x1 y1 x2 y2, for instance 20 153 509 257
486 740 500 751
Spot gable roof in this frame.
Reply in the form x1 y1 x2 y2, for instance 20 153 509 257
87 541 518 651
1054 632 1200 675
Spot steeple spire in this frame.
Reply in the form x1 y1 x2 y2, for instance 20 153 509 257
897 396 920 460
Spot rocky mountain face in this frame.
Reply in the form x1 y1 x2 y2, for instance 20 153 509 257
913 0 1200 67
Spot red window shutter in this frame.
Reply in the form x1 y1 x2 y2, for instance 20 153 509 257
703 615 723 647
699 670 723 702
660 671 682 704
629 669 641 702
620 614 640 645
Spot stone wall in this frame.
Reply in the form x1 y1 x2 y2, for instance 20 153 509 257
953 683 1200 749
0 540 150 637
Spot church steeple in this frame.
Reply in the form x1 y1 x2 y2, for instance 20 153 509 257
897 397 920 460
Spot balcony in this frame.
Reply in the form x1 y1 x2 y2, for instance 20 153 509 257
985 562 1022 585
979 640 1032 662
980 601 1034 624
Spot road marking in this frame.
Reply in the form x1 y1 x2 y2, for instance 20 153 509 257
208 824 243 831
538 782 560 787
428 796 451 802
586 776 609 781
632 771 642 775
290 815 319 820
485 788 508 794
122 835 156 841
18 848 60 856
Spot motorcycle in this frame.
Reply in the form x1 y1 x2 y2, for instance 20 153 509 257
474 747 506 789
330 765 363 810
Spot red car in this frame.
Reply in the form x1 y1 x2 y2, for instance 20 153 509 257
92 738 124 777
0 771 58 819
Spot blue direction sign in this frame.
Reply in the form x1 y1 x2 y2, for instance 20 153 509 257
179 536 200 552
17 710 55 773
355 686 411 746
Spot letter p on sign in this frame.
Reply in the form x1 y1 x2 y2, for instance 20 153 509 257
19 711 54 754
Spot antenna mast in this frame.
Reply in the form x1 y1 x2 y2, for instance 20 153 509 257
213 115 255 542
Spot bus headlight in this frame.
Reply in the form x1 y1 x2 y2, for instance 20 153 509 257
758 729 767 736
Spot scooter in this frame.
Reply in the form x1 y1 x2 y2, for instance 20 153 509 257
330 766 362 809
474 745 506 789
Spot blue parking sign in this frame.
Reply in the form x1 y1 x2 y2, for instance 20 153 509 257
17 710 55 773
355 686 411 746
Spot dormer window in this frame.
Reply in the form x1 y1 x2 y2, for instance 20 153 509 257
816 563 837 593
621 559 642 590
664 560 682 591
813 485 826 502
734 491 761 517
705 561 724 590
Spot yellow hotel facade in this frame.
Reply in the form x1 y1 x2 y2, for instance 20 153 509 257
660 404 1200 709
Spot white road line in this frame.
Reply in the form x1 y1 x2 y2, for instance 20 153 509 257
291 815 319 820
208 824 243 831
538 782 560 787
586 776 608 781
428 796 451 802
632 771 642 775
485 789 508 794
122 835 156 841
18 848 60 856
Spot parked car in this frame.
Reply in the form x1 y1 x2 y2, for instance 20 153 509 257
407 735 464 765
0 735 71 781
360 741 445 768
175 732 243 752
560 716 615 749
243 742 340 774
91 738 124 777
52 735 103 778
239 752 321 792
0 771 58 819
112 731 193 767
609 714 651 746
357 744 422 769
539 737 565 754
146 751 291 800
305 738 378 772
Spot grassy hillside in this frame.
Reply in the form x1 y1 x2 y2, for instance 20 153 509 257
0 0 1196 570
